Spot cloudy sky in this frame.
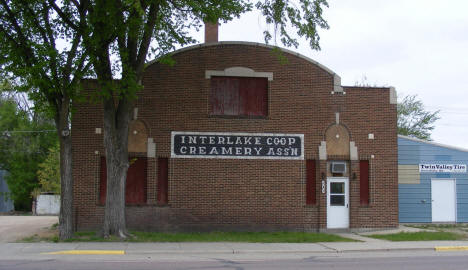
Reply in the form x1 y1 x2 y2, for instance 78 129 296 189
191 0 468 149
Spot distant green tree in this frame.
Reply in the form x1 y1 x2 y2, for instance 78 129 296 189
0 95 57 211
37 142 60 194
398 94 440 140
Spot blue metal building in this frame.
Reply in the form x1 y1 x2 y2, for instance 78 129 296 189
0 170 14 212
399 135 468 223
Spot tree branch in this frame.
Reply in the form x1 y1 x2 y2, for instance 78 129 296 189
136 2 160 75
22 1 52 47
41 2 60 85
126 8 139 67
0 0 32 53
70 61 92 86
63 32 82 81
114 1 128 74
48 0 79 31
0 24 21 48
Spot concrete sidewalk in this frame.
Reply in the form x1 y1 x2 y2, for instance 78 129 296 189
1 224 468 260
1 239 468 259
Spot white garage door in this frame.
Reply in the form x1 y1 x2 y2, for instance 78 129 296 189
431 179 456 222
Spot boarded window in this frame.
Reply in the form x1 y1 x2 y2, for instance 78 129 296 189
398 165 420 184
210 76 268 117
360 160 370 205
157 157 169 205
306 160 316 205
99 157 147 205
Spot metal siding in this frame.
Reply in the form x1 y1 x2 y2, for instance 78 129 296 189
457 178 468 221
398 138 421 164
0 170 14 212
399 181 432 223
398 137 468 223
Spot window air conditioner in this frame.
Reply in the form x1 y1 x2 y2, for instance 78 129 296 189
331 162 346 174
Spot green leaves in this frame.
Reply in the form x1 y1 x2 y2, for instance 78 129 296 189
397 94 440 140
256 0 329 49
0 95 57 210
0 0 91 116
37 142 61 194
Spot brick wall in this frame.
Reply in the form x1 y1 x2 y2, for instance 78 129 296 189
72 42 397 231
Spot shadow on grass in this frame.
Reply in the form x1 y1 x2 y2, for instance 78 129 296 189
368 231 466 241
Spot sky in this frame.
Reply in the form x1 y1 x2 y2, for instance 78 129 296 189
189 0 468 149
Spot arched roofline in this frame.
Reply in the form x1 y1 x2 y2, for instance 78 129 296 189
145 41 342 85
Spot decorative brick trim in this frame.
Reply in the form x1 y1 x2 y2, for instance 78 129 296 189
205 67 273 81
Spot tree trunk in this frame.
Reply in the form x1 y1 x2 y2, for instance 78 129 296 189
57 109 74 240
102 96 132 238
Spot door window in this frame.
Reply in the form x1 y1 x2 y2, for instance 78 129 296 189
330 182 345 206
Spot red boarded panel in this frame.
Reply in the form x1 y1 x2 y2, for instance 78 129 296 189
306 160 316 205
99 157 106 205
210 77 239 115
211 76 267 116
360 160 370 205
99 157 147 205
239 77 268 116
223 78 239 115
157 157 169 204
210 77 225 115
126 157 147 204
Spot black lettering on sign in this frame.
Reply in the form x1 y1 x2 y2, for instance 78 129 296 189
171 132 304 160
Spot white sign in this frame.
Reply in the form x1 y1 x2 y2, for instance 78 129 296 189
419 164 467 173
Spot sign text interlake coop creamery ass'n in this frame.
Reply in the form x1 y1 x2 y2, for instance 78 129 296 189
171 132 304 160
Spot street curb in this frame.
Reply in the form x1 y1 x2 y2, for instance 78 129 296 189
31 245 468 255
43 250 125 255
435 246 468 251
338 247 435 253
125 247 436 255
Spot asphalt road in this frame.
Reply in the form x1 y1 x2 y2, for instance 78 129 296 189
1 251 468 270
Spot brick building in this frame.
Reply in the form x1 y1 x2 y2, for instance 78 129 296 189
72 26 398 232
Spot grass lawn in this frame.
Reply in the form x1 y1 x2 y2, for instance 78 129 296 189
21 231 356 243
406 224 468 232
368 231 466 241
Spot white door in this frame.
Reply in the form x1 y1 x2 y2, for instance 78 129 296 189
431 179 456 222
327 177 349 228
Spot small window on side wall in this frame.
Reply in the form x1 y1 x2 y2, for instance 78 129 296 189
210 76 268 117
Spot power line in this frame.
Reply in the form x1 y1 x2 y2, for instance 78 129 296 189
0 130 55 134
